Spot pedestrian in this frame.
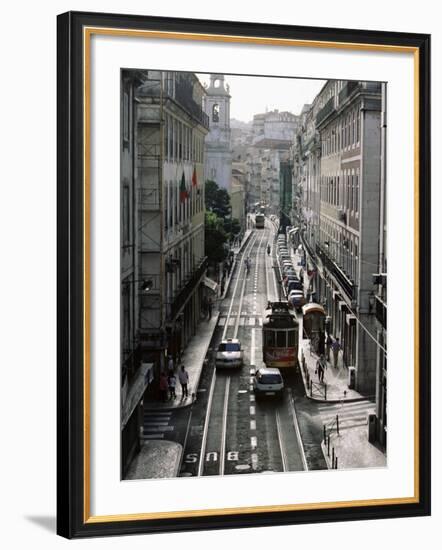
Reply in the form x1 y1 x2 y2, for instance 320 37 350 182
207 297 213 320
168 372 177 399
331 337 341 368
167 355 174 375
178 365 189 398
316 353 327 383
325 333 332 362
159 372 169 402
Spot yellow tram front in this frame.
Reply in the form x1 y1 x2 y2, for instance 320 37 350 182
262 301 299 369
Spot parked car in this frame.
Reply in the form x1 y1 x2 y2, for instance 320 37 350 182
283 275 298 287
288 290 306 310
215 338 244 368
253 367 284 398
287 280 303 292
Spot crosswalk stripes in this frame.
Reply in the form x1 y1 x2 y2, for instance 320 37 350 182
317 400 376 431
218 316 263 327
143 411 174 439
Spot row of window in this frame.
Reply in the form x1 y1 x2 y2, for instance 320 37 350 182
264 330 297 348
164 113 205 164
320 219 359 281
320 170 360 214
164 174 204 231
166 227 204 301
321 106 360 157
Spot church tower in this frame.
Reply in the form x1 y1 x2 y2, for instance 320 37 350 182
204 74 232 190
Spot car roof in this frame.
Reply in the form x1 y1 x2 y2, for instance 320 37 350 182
221 338 240 343
256 367 282 375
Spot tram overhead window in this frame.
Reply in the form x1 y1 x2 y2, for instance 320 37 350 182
265 331 274 348
287 330 296 347
276 331 286 348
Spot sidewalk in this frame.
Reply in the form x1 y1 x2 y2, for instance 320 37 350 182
299 339 364 403
144 311 220 411
125 440 183 479
145 229 253 412
292 246 386 471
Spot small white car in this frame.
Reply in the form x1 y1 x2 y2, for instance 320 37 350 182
215 338 244 368
253 367 284 398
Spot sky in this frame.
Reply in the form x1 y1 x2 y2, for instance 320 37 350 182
197 73 326 123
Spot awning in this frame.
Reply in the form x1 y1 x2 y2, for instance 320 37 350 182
302 303 326 316
203 276 218 292
121 362 153 429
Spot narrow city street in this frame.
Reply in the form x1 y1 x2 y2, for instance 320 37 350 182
143 222 332 477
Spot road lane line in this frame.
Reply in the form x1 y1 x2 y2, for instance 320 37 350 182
219 376 230 476
275 409 288 472
197 369 216 477
288 388 308 471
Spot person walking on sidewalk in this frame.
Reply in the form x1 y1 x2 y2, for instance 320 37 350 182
168 372 177 400
325 333 332 362
331 338 341 368
167 355 174 375
159 372 169 403
178 365 189 398
316 353 326 383
207 297 213 320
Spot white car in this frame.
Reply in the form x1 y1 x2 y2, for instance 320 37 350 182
215 338 244 368
253 368 284 398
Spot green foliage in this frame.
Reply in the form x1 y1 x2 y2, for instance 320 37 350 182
205 180 231 219
204 211 228 263
204 180 242 264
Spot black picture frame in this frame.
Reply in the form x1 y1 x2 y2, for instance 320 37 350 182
57 10 431 539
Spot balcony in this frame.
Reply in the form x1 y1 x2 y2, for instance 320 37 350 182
316 244 354 300
169 256 208 319
161 75 209 129
338 81 361 104
316 97 336 126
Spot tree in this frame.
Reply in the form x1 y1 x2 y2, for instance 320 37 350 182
205 180 231 219
204 211 229 264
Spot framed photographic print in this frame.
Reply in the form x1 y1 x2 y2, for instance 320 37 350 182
57 11 431 538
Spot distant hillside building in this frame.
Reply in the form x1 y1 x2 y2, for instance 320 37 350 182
203 74 232 190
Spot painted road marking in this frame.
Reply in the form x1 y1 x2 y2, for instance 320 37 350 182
251 453 258 470
250 406 255 415
251 436 257 449
250 420 256 430
235 464 251 471
250 394 255 402
251 329 256 366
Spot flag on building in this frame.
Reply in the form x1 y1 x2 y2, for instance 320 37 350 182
192 166 198 187
180 171 188 203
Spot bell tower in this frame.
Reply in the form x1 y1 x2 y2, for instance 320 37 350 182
204 74 232 190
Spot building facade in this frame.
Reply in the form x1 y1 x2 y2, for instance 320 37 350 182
120 70 209 474
293 80 386 404
203 74 232 190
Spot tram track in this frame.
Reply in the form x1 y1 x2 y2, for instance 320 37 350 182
199 230 262 476
188 222 308 477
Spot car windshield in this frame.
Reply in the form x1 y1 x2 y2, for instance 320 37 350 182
260 374 282 384
219 342 240 352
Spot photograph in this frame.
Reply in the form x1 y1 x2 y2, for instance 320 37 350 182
120 70 388 480
56 10 430 538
